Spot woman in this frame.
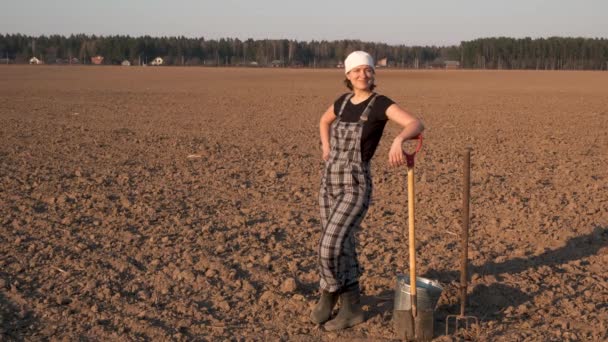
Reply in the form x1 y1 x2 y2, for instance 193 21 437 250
311 51 424 331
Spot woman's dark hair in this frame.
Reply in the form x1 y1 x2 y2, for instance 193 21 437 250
343 78 376 91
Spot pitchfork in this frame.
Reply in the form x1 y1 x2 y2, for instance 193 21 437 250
446 148 479 335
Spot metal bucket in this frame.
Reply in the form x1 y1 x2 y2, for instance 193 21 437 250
394 274 443 311
393 274 443 341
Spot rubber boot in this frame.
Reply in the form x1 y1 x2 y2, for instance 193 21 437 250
310 290 339 324
323 283 365 331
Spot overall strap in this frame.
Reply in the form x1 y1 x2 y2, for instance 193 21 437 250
359 93 378 122
337 93 354 119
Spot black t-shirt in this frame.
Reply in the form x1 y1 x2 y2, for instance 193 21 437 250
333 93 395 162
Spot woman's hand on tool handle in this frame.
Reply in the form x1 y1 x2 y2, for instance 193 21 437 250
386 104 425 167
319 104 337 161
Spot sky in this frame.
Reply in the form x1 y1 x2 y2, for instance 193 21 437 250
1 0 607 46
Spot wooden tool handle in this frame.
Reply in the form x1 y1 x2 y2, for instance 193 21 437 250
408 166 417 317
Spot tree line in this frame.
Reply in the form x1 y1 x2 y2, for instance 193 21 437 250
0 34 606 70
461 37 608 70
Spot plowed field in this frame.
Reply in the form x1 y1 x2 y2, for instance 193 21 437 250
1 66 607 341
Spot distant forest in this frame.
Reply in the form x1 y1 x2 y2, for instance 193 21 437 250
1 34 607 70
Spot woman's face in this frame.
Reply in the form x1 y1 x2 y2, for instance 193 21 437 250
347 65 375 91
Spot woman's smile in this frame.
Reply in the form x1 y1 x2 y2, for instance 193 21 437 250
347 66 375 90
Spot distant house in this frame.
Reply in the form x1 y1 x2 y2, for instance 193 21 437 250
336 62 344 68
185 57 201 66
56 58 76 64
270 60 284 67
29 57 42 65
91 56 104 65
121 60 131 66
445 60 460 69
150 57 163 66
290 60 304 68
70 57 80 64
376 57 388 67
428 59 445 69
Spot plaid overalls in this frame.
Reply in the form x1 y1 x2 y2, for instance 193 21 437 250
318 93 376 292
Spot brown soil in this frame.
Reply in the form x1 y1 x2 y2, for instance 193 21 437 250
1 66 607 341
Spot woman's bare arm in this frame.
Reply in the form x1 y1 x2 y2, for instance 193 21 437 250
319 104 337 161
386 103 425 167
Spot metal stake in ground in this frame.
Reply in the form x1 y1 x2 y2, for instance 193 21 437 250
446 147 479 335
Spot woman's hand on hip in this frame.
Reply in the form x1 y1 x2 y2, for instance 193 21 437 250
322 145 331 161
